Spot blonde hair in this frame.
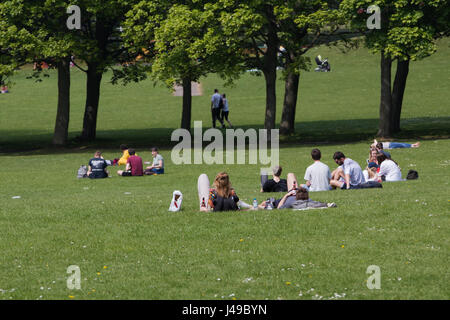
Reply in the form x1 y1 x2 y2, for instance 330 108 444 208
367 167 377 179
213 172 232 198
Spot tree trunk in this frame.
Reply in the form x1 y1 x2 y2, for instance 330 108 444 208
181 78 192 131
262 14 279 134
280 68 300 136
52 57 71 146
263 67 277 132
391 58 410 133
377 51 393 138
81 63 103 141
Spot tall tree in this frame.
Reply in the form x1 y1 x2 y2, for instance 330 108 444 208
277 0 343 135
124 1 240 131
0 0 76 146
217 1 281 132
69 0 141 141
216 0 344 135
341 0 450 137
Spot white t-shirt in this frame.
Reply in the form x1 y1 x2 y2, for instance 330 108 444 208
304 161 331 192
152 154 164 169
378 160 402 181
342 158 365 186
211 93 221 108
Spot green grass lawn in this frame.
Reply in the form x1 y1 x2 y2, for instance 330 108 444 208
0 39 449 300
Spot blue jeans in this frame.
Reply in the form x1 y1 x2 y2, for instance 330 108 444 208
145 168 164 175
388 142 412 149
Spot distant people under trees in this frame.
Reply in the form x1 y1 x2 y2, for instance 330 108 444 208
211 89 225 128
220 93 233 128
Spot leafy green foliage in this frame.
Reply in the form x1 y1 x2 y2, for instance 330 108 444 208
340 0 449 61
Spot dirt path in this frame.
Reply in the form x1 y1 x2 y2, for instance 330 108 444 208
173 82 203 96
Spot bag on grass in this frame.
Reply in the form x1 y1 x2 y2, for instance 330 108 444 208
169 190 183 212
77 165 88 179
406 170 419 180
358 181 383 188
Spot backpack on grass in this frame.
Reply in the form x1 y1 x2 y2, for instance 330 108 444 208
406 170 419 180
77 165 88 179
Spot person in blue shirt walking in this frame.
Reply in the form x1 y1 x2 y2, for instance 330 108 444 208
211 89 225 128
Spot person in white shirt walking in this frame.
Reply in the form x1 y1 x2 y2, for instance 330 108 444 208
211 89 225 128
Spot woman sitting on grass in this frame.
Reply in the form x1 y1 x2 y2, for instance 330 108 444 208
198 172 240 212
376 152 402 182
368 148 379 165
363 162 379 182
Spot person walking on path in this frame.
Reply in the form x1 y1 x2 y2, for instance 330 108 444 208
211 89 224 128
220 93 233 128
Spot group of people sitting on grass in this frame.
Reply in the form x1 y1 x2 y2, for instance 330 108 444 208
198 171 337 212
86 145 164 179
198 139 420 212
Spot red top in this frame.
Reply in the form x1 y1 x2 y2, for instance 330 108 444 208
127 155 143 176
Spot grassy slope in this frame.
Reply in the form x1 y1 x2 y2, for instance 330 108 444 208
0 39 449 300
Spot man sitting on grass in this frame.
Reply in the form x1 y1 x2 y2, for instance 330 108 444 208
260 165 288 192
330 151 365 190
117 149 143 177
87 151 109 179
144 147 164 175
303 148 332 192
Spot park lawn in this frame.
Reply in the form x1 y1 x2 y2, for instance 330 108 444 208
0 140 449 300
0 38 449 300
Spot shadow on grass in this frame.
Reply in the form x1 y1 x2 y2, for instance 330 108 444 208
1 117 449 155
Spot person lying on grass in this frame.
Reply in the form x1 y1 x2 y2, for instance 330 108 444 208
371 139 420 153
258 187 336 210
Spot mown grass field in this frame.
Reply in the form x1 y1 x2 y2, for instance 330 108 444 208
0 39 449 300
